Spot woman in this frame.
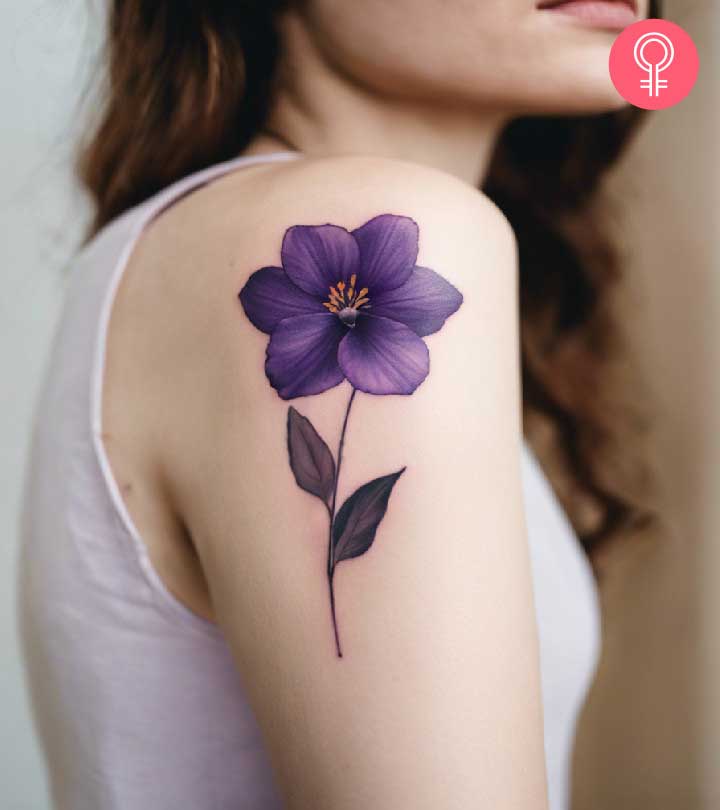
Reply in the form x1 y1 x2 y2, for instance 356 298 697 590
19 1 659 808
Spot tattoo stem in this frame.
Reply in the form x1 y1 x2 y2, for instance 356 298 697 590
327 386 357 658
328 569 342 658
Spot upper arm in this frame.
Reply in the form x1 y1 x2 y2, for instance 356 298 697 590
156 157 547 810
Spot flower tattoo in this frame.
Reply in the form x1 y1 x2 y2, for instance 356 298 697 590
238 214 463 656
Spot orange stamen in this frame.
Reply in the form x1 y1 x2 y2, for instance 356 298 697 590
325 277 370 315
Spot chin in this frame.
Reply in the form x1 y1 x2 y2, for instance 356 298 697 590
559 76 631 115
505 68 631 116
532 89 630 115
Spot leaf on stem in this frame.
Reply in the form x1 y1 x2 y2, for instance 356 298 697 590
332 468 406 565
287 407 336 510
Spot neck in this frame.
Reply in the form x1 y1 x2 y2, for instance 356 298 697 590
248 16 508 189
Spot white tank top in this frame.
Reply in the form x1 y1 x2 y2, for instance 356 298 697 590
17 151 601 810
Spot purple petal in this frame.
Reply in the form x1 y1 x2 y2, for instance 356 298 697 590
265 314 347 399
368 266 463 337
239 267 325 334
282 224 360 297
337 315 429 395
352 215 418 294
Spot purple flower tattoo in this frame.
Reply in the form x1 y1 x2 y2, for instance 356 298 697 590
239 214 462 656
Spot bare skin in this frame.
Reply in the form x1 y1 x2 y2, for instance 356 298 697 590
100 1 649 807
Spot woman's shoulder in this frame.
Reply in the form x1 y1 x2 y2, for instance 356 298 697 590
124 155 516 352
139 153 544 810
138 154 516 284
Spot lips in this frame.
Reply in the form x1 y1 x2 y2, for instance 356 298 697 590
537 0 637 11
536 0 639 29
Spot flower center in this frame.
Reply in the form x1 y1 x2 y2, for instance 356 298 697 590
322 274 370 327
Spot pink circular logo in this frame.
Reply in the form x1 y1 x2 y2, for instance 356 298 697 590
609 19 699 110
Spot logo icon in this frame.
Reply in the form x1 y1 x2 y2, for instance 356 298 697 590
609 19 699 110
634 31 674 97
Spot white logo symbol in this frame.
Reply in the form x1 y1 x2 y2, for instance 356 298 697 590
634 32 675 96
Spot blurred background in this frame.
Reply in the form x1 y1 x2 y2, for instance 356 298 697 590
0 1 716 808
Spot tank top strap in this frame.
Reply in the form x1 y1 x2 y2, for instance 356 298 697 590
132 150 300 228
88 150 301 635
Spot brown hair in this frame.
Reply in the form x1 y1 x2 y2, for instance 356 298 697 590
77 0 662 575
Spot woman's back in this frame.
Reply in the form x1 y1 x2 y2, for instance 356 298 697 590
19 152 601 810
